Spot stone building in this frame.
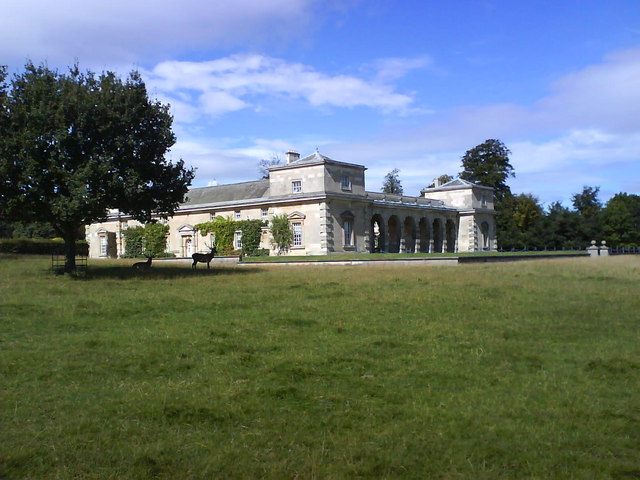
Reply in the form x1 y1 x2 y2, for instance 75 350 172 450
86 151 497 258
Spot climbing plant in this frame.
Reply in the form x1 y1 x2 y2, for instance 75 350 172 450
143 223 170 257
238 219 266 255
122 223 170 257
123 226 145 258
270 214 293 255
195 216 236 254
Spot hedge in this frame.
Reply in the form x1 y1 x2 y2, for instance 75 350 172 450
0 238 89 255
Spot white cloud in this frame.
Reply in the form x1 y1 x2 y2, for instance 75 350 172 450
144 54 418 120
0 0 343 68
370 56 434 82
536 48 640 133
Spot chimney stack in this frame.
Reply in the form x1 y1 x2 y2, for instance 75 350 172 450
285 151 300 164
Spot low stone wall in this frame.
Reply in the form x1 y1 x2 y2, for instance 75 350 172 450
155 256 242 266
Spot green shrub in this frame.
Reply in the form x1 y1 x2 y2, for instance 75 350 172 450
270 214 292 255
195 217 235 255
238 219 266 255
0 238 88 255
123 223 171 258
122 227 145 258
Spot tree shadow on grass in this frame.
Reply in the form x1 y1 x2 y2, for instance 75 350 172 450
73 264 262 281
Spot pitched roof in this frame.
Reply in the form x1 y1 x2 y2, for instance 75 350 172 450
269 151 365 171
182 179 270 206
441 178 476 187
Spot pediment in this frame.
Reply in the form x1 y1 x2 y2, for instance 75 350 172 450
288 211 306 220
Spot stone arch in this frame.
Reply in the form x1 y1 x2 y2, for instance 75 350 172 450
388 215 401 253
432 218 443 253
403 216 416 253
418 217 430 253
480 221 490 251
371 214 385 253
340 210 355 248
445 219 457 253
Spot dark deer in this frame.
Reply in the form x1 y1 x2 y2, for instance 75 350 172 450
132 256 153 270
192 245 216 269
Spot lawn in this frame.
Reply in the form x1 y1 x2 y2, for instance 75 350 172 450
1 255 638 479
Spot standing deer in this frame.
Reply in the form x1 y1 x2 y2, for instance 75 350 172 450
132 256 153 270
192 245 217 269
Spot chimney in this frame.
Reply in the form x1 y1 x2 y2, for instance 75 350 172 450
433 177 442 187
285 150 300 164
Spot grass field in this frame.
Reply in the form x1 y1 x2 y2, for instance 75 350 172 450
1 255 638 479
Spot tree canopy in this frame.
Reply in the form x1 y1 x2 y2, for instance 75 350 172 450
257 154 282 179
381 168 403 195
459 139 514 201
0 62 195 271
270 214 293 255
603 193 640 247
426 174 454 189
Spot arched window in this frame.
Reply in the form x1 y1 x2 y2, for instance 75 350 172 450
341 211 355 248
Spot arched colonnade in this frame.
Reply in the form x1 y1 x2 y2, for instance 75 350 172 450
369 212 458 253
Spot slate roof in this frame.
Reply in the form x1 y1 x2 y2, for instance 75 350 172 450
440 178 476 187
421 178 493 192
269 151 365 171
182 179 270 206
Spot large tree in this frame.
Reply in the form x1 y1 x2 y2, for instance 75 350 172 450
571 186 603 244
0 63 195 271
381 168 403 195
459 139 515 201
603 193 640 247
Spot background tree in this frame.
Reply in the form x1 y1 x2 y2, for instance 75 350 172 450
0 62 194 271
571 186 602 245
459 139 515 249
541 201 582 250
257 154 283 179
270 214 293 255
459 139 515 201
498 193 546 250
381 168 403 195
426 174 454 188
602 193 640 247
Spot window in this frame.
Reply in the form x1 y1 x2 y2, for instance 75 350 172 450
261 208 269 219
234 231 243 249
341 175 351 191
234 210 241 220
292 180 302 193
343 219 353 246
340 211 355 249
99 235 108 256
292 222 302 247
210 213 216 220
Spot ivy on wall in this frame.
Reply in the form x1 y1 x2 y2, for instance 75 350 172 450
195 217 267 255
123 223 170 258
238 219 265 256
195 217 236 255
270 214 293 255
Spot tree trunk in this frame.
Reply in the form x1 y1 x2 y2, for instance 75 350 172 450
64 229 77 273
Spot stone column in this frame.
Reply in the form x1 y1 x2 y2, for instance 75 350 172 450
319 202 333 254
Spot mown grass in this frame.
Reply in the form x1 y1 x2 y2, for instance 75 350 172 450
1 254 638 479
243 250 586 262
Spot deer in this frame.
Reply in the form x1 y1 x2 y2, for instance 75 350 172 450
192 244 217 269
132 256 153 270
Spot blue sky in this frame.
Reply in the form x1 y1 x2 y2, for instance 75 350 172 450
2 0 639 206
